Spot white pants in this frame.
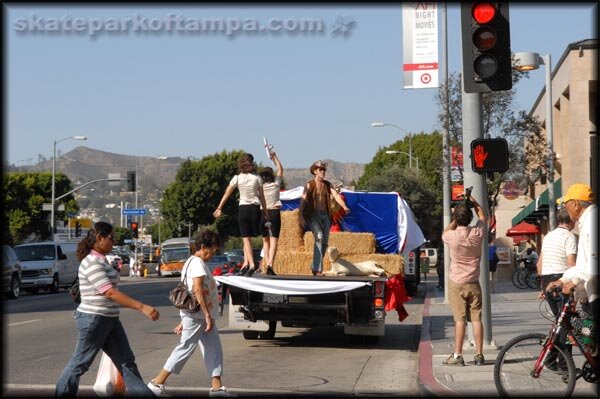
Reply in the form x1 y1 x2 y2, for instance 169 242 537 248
163 315 223 378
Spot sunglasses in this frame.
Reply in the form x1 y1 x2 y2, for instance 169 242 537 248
317 167 326 172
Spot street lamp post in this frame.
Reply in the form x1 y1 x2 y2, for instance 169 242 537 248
51 135 87 238
372 122 414 170
513 52 556 230
385 150 419 173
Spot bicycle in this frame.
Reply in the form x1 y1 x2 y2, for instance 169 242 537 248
494 288 598 397
511 258 539 290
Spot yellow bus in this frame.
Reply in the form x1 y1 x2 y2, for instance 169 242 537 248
158 237 196 277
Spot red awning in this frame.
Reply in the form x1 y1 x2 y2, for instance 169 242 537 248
506 221 540 237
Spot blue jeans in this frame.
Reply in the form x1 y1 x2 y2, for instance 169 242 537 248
309 210 331 273
55 310 153 397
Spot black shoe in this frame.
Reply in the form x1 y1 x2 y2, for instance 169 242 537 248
245 266 259 277
266 266 276 276
238 266 249 276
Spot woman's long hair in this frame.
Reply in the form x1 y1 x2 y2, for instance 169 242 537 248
76 221 113 261
238 153 255 174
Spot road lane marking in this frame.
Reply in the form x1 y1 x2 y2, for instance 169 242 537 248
8 319 42 326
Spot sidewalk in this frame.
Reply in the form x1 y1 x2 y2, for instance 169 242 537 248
418 277 597 397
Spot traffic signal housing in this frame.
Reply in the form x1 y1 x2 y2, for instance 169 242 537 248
75 221 81 237
470 138 509 173
461 2 512 93
127 171 136 192
130 222 139 238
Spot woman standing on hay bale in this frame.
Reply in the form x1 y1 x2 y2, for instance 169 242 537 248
213 153 269 277
300 160 350 276
259 150 284 276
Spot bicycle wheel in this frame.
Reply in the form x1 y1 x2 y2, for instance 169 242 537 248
513 268 528 289
494 332 576 397
512 268 527 289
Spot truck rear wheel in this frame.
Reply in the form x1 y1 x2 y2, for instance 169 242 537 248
259 321 277 340
242 330 260 340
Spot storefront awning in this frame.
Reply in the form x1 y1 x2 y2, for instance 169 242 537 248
511 179 562 226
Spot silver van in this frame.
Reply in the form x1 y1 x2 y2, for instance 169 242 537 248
2 245 22 299
13 242 78 294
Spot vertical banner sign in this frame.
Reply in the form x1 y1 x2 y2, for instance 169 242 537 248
402 2 439 89
451 145 463 182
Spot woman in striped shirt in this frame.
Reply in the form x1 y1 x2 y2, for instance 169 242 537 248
55 221 160 397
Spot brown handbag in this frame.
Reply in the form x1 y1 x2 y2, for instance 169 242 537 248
169 257 200 312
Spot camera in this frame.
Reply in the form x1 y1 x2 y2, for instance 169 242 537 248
463 186 474 209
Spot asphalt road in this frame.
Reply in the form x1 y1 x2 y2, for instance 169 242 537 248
3 276 425 397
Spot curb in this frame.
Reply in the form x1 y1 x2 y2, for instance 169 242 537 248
417 285 457 397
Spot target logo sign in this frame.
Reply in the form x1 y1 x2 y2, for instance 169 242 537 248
420 73 432 84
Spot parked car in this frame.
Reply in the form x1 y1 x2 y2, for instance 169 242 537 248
105 253 128 276
2 245 22 299
206 255 231 273
224 249 262 266
112 247 131 264
225 254 244 273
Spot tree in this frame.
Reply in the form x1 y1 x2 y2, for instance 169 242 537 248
357 132 443 246
112 226 131 246
2 172 78 243
160 150 248 241
435 69 544 231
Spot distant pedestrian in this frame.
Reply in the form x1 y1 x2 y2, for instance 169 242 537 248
213 153 269 276
537 208 577 372
299 160 350 276
488 237 499 293
259 150 284 276
441 193 486 367
147 229 236 397
55 221 160 397
537 208 577 315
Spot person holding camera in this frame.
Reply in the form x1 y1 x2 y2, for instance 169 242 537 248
441 192 486 367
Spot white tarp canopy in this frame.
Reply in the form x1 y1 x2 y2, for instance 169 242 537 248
215 275 370 295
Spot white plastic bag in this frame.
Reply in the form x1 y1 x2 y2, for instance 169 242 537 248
93 351 126 397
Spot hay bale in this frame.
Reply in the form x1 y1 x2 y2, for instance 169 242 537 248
324 253 404 276
304 232 376 255
278 209 305 252
272 251 314 276
273 250 403 277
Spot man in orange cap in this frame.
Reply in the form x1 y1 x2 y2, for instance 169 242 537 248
547 183 597 329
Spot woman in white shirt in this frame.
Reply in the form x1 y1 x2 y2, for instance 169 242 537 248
259 151 284 276
213 153 268 276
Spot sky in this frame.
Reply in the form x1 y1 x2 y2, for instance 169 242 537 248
5 3 598 169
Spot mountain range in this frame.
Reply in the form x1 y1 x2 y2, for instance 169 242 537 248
10 146 365 190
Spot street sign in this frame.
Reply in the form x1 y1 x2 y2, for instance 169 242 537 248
124 239 134 244
43 203 65 211
122 209 147 215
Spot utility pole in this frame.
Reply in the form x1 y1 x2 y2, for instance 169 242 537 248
441 2 451 304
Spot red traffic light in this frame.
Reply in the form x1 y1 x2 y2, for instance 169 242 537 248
472 2 496 24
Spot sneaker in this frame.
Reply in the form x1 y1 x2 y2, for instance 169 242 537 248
147 380 167 397
442 354 465 366
209 386 237 397
266 266 277 276
474 353 485 366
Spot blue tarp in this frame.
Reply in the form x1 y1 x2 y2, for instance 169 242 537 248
281 189 425 254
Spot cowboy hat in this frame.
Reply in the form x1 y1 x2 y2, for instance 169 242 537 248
310 160 327 175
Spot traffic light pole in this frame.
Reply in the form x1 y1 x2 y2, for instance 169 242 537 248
461 87 494 349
